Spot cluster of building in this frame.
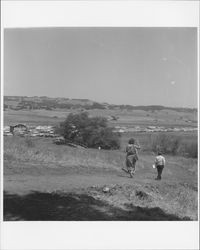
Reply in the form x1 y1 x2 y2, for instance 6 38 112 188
114 125 197 133
4 123 197 138
3 124 57 137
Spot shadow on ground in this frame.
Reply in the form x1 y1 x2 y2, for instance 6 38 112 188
4 191 190 221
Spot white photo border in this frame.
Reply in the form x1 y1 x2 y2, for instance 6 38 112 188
1 1 199 250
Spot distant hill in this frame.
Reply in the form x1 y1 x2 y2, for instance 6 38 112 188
4 96 197 113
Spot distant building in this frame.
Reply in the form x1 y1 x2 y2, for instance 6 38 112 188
11 124 28 135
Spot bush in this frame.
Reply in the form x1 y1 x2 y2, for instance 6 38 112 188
179 141 198 158
56 112 120 149
150 133 197 158
151 133 182 155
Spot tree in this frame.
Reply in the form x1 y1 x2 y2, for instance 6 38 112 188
56 112 120 149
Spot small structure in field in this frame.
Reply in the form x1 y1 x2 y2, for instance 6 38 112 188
3 126 13 136
10 124 28 136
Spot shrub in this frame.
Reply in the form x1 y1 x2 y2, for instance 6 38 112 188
56 112 120 149
150 133 197 158
179 141 198 158
151 133 182 155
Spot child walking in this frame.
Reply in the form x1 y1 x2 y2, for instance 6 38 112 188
122 138 141 178
154 151 165 180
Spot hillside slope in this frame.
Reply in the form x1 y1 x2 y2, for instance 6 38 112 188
4 137 198 221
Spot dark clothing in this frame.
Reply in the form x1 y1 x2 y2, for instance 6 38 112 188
156 165 164 180
125 155 137 177
126 154 137 168
126 145 138 176
125 143 140 177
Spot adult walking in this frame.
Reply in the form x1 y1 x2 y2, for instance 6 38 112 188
122 138 141 178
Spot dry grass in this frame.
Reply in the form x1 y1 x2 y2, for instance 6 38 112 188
87 182 198 220
4 136 197 173
121 132 197 158
4 135 198 220
150 133 197 158
3 107 198 220
4 136 123 170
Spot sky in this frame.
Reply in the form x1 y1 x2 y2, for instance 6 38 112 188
4 27 197 108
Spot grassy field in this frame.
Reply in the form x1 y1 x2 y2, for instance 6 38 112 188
120 131 197 150
4 134 198 221
3 109 67 126
3 108 198 220
4 108 197 127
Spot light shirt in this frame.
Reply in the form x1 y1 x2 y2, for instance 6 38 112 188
155 155 165 166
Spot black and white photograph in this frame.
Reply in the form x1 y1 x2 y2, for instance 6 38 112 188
1 1 199 250
3 26 198 221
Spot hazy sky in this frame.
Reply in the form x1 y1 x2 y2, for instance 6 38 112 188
4 27 197 108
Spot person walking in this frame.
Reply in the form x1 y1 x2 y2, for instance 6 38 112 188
122 138 141 178
154 151 165 180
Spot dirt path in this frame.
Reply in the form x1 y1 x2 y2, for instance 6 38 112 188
4 172 149 195
4 159 196 195
4 168 197 221
4 155 197 221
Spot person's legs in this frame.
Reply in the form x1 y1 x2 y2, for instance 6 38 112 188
159 165 164 179
129 167 134 178
127 156 134 177
129 157 137 177
156 165 164 180
126 157 131 170
132 159 136 174
122 157 131 174
123 156 137 178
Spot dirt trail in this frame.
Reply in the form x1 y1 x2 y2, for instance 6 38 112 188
4 171 150 195
4 156 198 221
4 158 196 195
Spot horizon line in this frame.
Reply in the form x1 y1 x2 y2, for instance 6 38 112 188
3 95 197 110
